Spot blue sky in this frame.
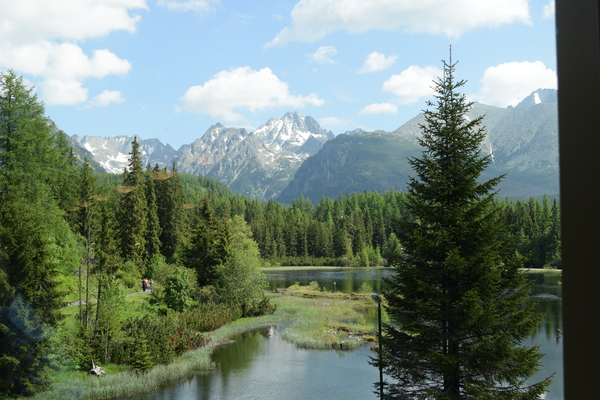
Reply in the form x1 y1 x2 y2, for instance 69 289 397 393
0 0 557 149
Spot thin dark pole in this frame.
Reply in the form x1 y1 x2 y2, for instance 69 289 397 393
378 301 383 399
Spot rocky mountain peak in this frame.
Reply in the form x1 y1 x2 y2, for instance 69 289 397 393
515 88 557 108
71 135 177 174
251 112 334 155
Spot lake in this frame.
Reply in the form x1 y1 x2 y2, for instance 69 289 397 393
122 268 563 400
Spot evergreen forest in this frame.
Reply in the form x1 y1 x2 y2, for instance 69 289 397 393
0 70 561 398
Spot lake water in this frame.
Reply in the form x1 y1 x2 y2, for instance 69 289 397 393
122 268 563 400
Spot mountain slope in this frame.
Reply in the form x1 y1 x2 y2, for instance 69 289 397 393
71 135 178 174
277 131 420 204
68 89 558 202
174 112 334 199
278 89 558 204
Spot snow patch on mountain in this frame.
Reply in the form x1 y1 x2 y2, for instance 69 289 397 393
71 135 177 174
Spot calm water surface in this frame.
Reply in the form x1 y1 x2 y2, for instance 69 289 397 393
121 268 563 400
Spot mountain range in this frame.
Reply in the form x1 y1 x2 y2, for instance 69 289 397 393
68 89 559 203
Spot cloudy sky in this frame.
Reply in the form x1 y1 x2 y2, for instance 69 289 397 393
0 0 557 149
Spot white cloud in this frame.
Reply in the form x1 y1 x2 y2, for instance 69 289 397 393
473 61 557 107
359 52 397 73
266 0 530 46
178 67 324 122
40 79 88 106
86 90 126 108
0 0 145 105
542 1 555 20
382 65 442 104
157 0 219 13
308 46 337 64
359 103 398 115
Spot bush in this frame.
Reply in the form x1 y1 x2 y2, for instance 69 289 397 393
242 294 277 317
164 268 192 312
117 261 141 289
111 312 210 366
145 254 166 280
180 303 241 332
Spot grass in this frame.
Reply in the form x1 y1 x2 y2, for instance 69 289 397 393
276 283 380 350
24 284 380 400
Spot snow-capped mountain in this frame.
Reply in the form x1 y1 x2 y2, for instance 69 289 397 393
174 112 334 199
70 112 334 199
278 89 559 204
71 135 177 174
69 89 559 202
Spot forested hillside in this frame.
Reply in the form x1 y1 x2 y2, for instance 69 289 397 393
0 71 561 398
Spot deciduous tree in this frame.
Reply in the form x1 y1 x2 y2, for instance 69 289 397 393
0 70 79 396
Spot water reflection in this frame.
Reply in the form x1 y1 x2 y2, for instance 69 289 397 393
264 267 394 294
121 269 563 400
124 325 379 400
526 272 563 399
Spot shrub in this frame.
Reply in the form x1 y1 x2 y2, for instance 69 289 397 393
164 268 192 312
180 303 241 332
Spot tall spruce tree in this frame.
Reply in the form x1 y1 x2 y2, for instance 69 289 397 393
378 57 551 399
118 137 148 268
144 164 162 260
183 197 231 286
156 163 187 261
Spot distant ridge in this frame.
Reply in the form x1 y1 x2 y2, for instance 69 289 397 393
68 89 559 202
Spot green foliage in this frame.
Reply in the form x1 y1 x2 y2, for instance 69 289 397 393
357 282 373 294
94 281 126 364
164 268 192 312
118 137 148 267
0 71 81 397
130 333 154 372
382 232 402 266
117 261 141 289
112 308 217 367
214 216 270 317
144 165 162 260
156 164 189 261
0 294 53 396
0 69 561 398
183 198 231 286
179 302 241 332
380 57 551 399
352 245 382 268
145 254 166 280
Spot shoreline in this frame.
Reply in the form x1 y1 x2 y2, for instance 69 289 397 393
27 291 376 400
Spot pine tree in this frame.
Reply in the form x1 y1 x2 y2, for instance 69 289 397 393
182 197 231 286
157 163 187 261
378 56 551 399
144 164 162 259
118 137 148 268
131 332 154 373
